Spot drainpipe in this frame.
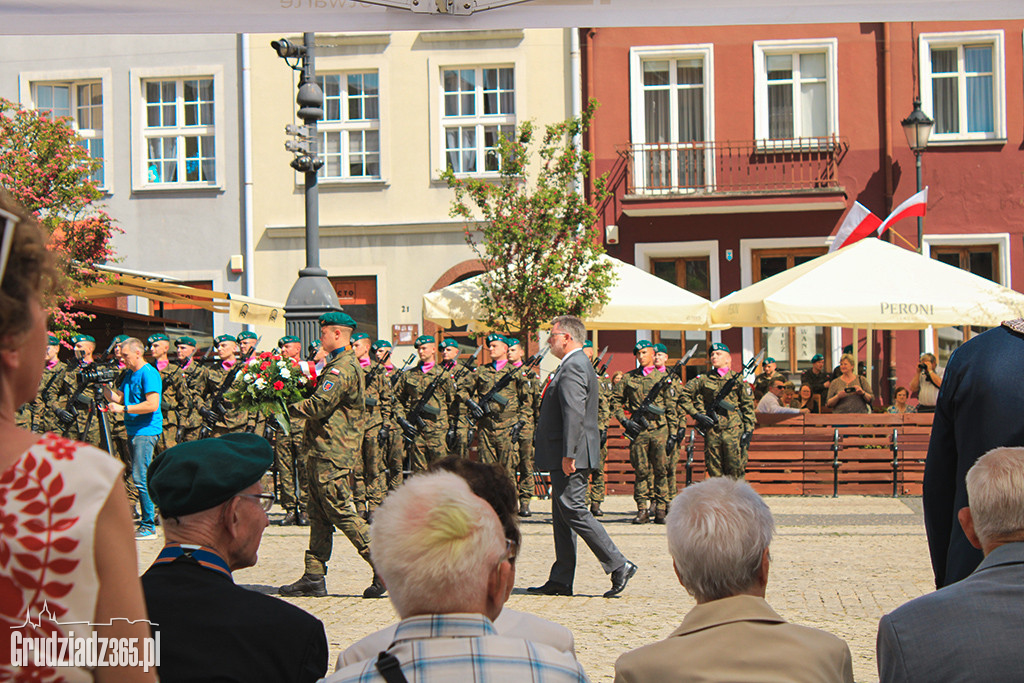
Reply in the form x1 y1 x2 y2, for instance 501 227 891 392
240 33 256 332
570 27 583 198
881 22 896 404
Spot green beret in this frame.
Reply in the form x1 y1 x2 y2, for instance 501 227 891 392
308 339 321 349
486 333 508 346
47 335 59 345
351 332 370 343
148 433 274 517
214 334 237 345
371 340 393 353
710 342 730 353
278 335 300 347
653 343 668 354
112 335 129 344
633 340 653 354
71 334 95 344
237 330 258 341
319 311 357 329
811 353 824 363
764 357 776 365
175 336 197 347
414 335 436 348
437 338 457 350
147 333 170 344
506 337 521 348
583 340 593 349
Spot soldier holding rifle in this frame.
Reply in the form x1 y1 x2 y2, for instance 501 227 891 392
352 332 392 519
174 336 209 443
275 334 309 526
394 335 453 473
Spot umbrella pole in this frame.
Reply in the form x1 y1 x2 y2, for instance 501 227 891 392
866 326 874 407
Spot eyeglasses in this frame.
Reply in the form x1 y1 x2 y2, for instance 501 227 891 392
237 493 275 512
549 332 569 340
494 538 519 571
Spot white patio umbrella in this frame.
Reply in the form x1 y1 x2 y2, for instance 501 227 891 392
423 254 715 331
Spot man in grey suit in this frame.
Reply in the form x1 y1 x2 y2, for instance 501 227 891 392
527 315 636 598
877 446 1024 683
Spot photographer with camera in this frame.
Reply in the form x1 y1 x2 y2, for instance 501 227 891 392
826 353 874 413
909 352 943 413
55 333 106 447
104 337 163 539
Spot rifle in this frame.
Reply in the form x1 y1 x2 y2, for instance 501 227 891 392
621 344 698 442
591 345 609 370
397 347 480 444
464 347 548 422
365 349 391 389
690 348 765 439
197 340 259 439
389 353 417 389
597 354 614 377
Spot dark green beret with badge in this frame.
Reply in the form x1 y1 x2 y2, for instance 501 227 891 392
710 342 730 353
112 335 128 344
71 334 95 344
653 343 667 354
237 330 258 341
319 311 357 329
439 338 459 350
278 335 300 347
148 433 274 517
583 340 593 349
371 339 393 352
414 335 436 348
764 357 776 365
148 333 170 344
486 333 508 346
214 334 236 345
633 340 653 353
47 335 59 345
811 353 824 363
506 337 521 348
351 332 370 343
176 336 197 347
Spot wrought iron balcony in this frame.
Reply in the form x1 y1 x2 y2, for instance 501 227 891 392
619 137 848 197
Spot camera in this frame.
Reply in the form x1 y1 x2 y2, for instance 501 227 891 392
918 363 928 371
78 362 121 386
845 387 856 393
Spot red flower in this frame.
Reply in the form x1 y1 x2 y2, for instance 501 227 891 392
273 381 284 391
260 352 272 359
259 361 270 371
44 437 75 461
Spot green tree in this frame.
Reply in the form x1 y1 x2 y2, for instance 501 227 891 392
442 98 615 340
0 98 119 333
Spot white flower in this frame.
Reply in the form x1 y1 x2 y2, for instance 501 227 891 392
277 360 287 368
298 376 307 384
247 358 258 366
254 377 267 389
279 368 291 379
243 373 253 382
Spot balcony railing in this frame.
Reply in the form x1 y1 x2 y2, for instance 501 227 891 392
619 136 847 197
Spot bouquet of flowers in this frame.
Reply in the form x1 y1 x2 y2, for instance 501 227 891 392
225 351 309 435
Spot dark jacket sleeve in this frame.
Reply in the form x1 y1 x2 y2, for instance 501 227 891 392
557 357 589 463
922 348 962 588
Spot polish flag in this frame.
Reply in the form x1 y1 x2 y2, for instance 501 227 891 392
828 202 882 252
876 187 929 238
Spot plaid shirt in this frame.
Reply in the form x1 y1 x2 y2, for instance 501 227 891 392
324 613 590 683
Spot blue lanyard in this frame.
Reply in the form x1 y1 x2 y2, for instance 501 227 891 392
152 543 232 579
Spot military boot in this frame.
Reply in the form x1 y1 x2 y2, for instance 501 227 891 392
279 573 327 597
590 501 603 517
632 505 650 525
518 500 532 518
362 573 387 599
654 507 667 525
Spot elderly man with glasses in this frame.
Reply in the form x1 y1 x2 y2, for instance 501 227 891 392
142 433 329 683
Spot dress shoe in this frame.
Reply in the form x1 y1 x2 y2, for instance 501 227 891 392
631 507 650 525
604 561 638 598
518 500 532 518
590 502 603 517
526 581 573 596
362 574 387 599
279 573 327 597
654 508 667 525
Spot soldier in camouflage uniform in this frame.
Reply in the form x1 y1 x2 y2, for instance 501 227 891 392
653 342 684 499
372 340 406 490
469 334 524 482
148 333 189 454
752 356 787 402
237 330 269 435
440 338 474 459
351 332 392 518
679 342 756 479
395 335 452 473
174 336 209 443
200 335 249 437
273 335 309 525
54 334 108 449
583 341 610 517
506 338 538 516
24 334 67 433
279 311 383 599
612 340 677 524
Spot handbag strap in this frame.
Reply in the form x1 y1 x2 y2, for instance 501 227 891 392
375 651 409 683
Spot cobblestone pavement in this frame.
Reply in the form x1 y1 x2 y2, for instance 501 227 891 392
137 494 934 683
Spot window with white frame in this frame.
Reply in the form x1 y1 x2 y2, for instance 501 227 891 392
141 77 216 185
32 81 105 186
441 66 515 175
317 72 380 180
754 39 838 144
920 31 1005 142
630 46 712 193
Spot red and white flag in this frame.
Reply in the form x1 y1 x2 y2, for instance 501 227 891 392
828 201 882 252
876 187 928 238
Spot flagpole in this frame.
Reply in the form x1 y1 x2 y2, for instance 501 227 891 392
882 228 917 251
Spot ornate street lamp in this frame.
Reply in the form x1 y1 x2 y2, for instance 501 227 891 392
901 99 934 254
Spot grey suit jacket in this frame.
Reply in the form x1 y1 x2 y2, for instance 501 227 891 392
877 541 1024 683
534 348 600 471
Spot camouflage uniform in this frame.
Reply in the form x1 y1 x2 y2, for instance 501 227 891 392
354 359 392 514
384 364 406 489
680 370 756 478
289 346 372 576
588 374 612 506
176 358 209 442
444 359 476 459
612 367 678 516
752 369 787 402
665 373 690 498
511 363 539 510
54 363 106 448
27 360 67 433
470 362 523 478
202 361 249 437
153 360 188 454
395 363 452 472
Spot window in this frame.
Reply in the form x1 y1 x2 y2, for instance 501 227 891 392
754 39 838 145
932 244 1000 364
317 72 381 181
441 66 515 175
330 276 378 341
651 256 712 370
920 31 1005 142
32 81 105 186
629 46 713 193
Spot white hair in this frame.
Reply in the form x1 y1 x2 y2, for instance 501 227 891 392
121 337 145 354
966 447 1024 545
370 471 505 618
666 477 775 603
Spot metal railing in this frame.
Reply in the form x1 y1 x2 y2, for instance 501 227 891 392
619 136 847 196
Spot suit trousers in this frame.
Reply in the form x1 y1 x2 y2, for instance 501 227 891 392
547 467 627 588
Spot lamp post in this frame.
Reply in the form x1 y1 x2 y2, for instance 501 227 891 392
900 99 934 254
272 33 341 348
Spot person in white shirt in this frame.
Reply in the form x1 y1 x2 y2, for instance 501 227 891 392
756 378 809 415
910 353 943 413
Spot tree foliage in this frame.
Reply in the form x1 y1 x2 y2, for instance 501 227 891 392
442 98 615 339
0 98 119 332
